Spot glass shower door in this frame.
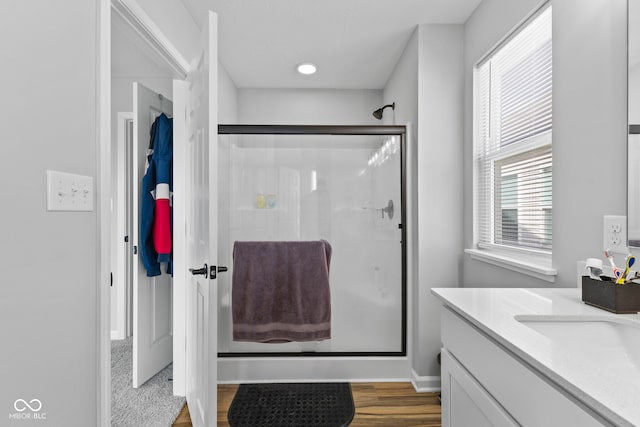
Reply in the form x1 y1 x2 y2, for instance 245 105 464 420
217 129 405 355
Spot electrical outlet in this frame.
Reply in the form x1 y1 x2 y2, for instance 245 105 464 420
603 215 627 254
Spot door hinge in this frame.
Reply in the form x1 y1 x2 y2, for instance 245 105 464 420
133 245 138 255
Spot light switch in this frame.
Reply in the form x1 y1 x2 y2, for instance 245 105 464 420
46 170 94 211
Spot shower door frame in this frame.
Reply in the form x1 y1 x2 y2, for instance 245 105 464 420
218 124 407 357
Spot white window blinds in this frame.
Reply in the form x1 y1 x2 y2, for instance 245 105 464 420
475 5 552 252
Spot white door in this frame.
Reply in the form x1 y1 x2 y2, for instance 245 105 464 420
184 11 219 427
132 83 174 388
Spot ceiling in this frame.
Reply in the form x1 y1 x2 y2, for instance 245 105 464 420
113 1 640 88
179 0 482 89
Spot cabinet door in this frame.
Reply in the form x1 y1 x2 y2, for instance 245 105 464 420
441 349 519 427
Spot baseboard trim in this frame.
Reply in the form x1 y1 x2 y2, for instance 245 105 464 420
410 369 441 392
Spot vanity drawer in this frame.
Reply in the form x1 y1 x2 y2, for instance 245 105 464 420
441 307 608 426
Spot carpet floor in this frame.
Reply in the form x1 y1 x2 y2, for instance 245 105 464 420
111 337 186 427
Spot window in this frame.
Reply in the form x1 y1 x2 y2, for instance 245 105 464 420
469 4 555 278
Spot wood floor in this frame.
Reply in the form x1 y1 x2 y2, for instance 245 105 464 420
173 382 441 426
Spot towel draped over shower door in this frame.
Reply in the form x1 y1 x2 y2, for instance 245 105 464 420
231 240 332 343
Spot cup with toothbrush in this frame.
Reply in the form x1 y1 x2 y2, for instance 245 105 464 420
604 249 622 282
616 254 636 284
605 249 638 284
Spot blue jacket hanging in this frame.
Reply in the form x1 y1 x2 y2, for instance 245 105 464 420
140 113 173 277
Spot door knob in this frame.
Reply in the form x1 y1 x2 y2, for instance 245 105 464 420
189 263 208 278
209 265 228 279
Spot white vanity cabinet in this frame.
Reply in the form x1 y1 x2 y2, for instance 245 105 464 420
440 306 606 427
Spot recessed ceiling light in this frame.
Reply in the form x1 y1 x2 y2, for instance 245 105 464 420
297 63 317 75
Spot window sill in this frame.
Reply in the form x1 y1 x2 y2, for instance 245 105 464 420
465 248 557 282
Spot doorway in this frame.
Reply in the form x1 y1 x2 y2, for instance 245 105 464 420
107 2 190 424
110 87 183 424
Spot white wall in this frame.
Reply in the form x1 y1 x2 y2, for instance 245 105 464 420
552 0 627 284
219 63 238 124
382 28 419 130
417 24 465 381
461 0 628 288
382 29 420 381
0 1 99 425
630 64 640 240
631 63 640 123
237 89 382 125
381 24 464 385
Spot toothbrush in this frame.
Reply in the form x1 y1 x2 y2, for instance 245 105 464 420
605 249 621 280
617 254 636 284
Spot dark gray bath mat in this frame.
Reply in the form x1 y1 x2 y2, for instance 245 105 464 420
228 382 355 427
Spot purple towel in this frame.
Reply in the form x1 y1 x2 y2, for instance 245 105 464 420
232 240 332 343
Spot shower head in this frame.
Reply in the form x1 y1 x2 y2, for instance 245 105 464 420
373 102 395 120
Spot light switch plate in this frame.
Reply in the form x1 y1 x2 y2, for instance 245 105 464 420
46 170 94 211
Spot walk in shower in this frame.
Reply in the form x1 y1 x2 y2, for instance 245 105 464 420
217 125 406 359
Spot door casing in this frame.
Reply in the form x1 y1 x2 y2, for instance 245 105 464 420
112 112 133 341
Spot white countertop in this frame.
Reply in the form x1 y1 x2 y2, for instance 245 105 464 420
431 287 640 427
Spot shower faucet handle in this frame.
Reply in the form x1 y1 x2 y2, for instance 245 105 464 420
381 199 394 220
